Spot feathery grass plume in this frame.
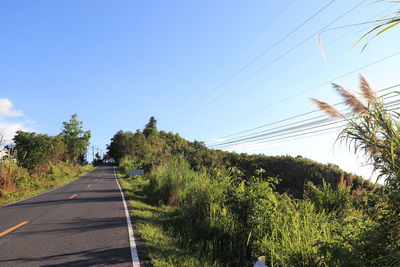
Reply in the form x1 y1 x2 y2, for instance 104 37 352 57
309 98 342 118
359 74 379 104
317 34 327 62
332 83 367 114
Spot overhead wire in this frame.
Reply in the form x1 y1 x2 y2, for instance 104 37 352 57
210 98 400 149
208 88 400 148
210 96 400 148
217 99 400 151
179 0 337 115
199 50 400 136
206 83 400 144
217 0 298 69
192 3 398 136
187 0 369 116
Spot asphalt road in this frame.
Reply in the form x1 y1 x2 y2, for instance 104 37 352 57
0 166 135 267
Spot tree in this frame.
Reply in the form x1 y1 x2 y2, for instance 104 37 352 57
13 131 52 169
93 152 103 166
143 116 157 138
107 130 136 164
60 114 91 163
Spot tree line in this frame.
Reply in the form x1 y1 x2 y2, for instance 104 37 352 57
107 116 370 198
0 114 91 201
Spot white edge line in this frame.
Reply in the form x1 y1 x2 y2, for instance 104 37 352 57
0 167 97 209
113 167 140 267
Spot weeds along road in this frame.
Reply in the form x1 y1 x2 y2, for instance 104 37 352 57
0 166 137 267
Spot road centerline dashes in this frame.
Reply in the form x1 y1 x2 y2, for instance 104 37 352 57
0 221 29 237
87 184 92 188
69 194 78 199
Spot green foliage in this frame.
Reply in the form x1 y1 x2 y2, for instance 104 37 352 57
341 96 400 189
0 160 29 194
1 114 92 205
13 114 90 170
13 131 67 170
111 116 400 266
222 153 367 198
312 76 400 266
143 116 158 138
61 113 91 163
120 156 366 266
107 117 368 198
92 152 103 166
107 130 136 164
355 1 400 50
304 180 352 217
0 162 93 205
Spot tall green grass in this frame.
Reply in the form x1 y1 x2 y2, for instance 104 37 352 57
120 156 367 266
0 162 93 206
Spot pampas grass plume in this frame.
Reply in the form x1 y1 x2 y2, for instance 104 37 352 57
332 83 367 114
309 98 342 118
359 74 379 104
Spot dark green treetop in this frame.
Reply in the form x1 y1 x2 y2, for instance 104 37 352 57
60 114 91 163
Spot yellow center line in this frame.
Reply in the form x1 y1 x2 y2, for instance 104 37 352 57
87 184 92 188
69 194 78 199
0 221 29 237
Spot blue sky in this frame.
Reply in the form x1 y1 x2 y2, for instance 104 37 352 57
1 0 399 178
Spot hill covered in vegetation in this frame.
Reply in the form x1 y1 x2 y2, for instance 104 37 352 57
108 116 400 266
107 116 371 198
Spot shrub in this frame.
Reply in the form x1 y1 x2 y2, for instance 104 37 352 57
304 180 352 217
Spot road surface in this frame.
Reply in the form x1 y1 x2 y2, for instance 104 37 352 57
0 166 137 267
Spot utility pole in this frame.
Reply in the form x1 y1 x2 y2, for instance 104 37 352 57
91 146 95 163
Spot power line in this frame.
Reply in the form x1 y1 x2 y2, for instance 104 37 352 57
210 99 400 149
191 4 398 137
209 118 343 148
179 0 337 115
199 50 400 136
210 97 400 148
219 128 342 151
195 27 368 137
206 83 400 144
216 125 346 151
217 0 298 69
213 123 346 149
214 98 400 150
187 0 368 116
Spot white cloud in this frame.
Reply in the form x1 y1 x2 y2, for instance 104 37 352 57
0 122 27 144
0 98 24 117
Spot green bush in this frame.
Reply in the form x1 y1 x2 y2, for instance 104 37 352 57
121 156 366 266
304 180 352 217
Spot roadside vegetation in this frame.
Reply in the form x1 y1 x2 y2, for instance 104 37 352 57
0 114 93 206
113 85 399 266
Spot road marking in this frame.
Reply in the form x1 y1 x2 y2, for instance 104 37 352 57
113 167 140 267
87 184 92 188
69 194 78 199
0 221 29 237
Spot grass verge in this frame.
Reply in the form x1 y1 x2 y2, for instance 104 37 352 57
0 164 95 206
117 171 218 267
